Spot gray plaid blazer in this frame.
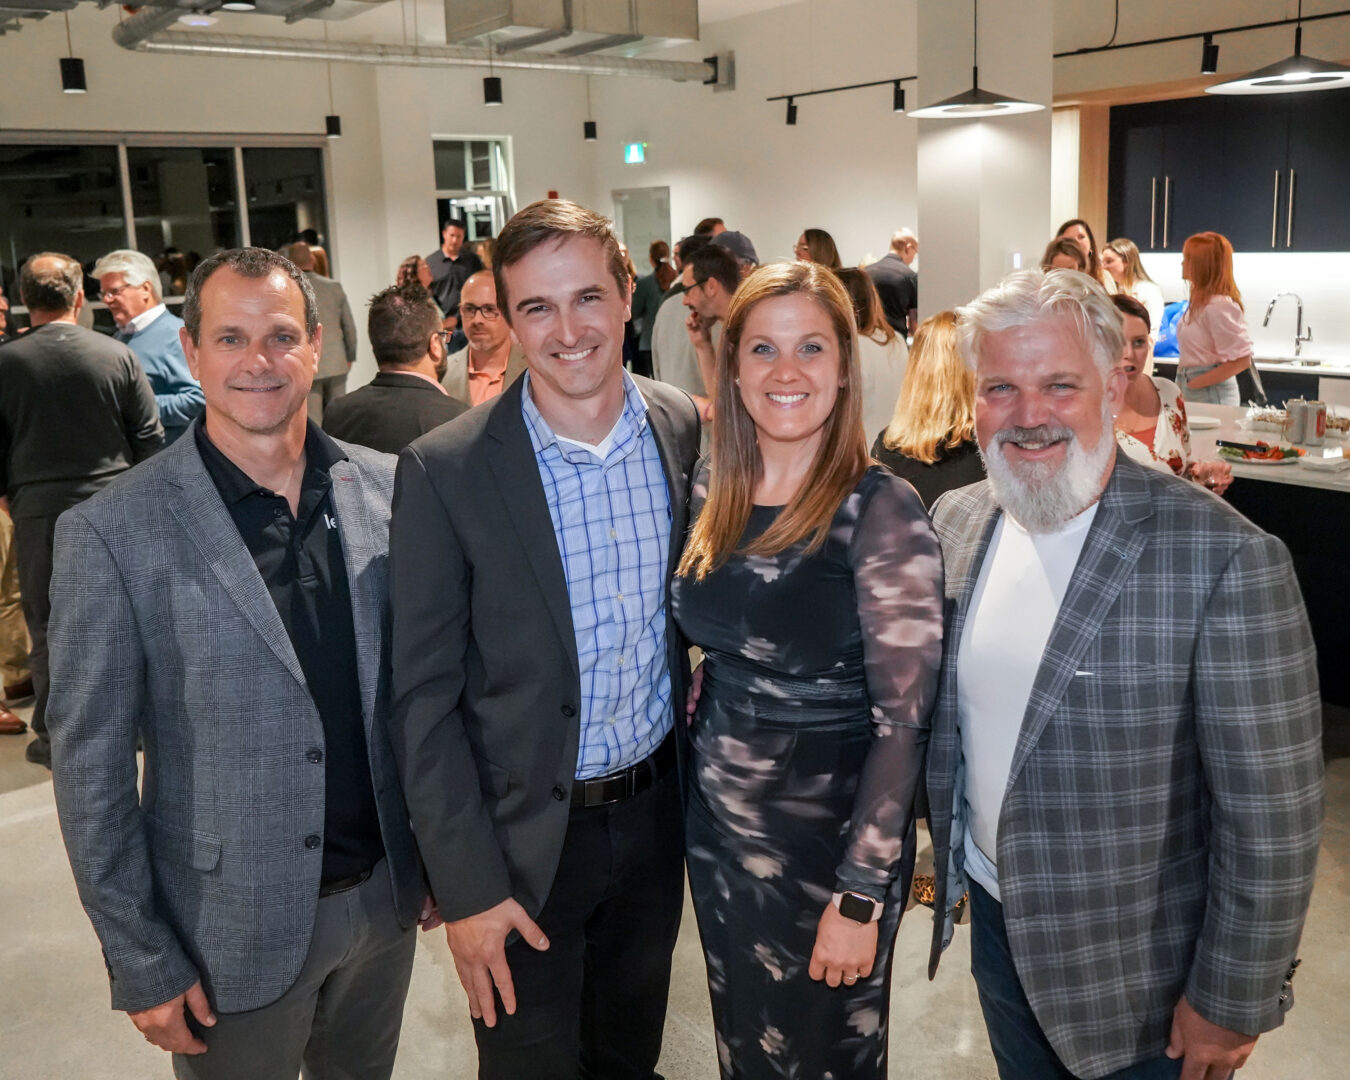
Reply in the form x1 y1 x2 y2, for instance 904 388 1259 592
926 454 1323 1080
47 425 424 1015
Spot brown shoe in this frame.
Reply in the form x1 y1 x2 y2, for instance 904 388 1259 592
0 703 26 735
912 873 936 908
3 677 33 706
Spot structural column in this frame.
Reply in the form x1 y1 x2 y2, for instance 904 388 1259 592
915 0 1054 316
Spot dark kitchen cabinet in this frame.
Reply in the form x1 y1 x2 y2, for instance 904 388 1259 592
1109 88 1350 252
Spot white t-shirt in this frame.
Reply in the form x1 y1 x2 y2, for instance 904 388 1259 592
958 502 1098 901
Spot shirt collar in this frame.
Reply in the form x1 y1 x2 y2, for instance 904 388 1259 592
195 419 348 504
390 368 449 395
127 303 167 334
521 368 650 464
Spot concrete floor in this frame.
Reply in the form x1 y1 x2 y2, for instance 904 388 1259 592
1 700 1346 1079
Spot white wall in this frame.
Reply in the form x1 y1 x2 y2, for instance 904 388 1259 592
586 0 919 267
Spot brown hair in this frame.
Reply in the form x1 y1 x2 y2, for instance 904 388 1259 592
677 261 868 581
835 267 895 346
396 255 425 287
649 240 676 292
19 251 83 313
881 311 975 463
1183 231 1243 318
1103 237 1154 289
1110 292 1151 333
802 228 842 269
493 199 629 321
1041 237 1086 272
367 283 443 367
1055 218 1103 280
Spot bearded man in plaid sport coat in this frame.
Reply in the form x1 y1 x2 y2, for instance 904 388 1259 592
925 269 1323 1080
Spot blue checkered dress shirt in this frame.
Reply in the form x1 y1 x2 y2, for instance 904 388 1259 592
521 371 674 779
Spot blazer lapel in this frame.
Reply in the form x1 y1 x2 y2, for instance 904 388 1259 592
164 432 308 691
642 390 690 579
484 382 580 679
328 458 383 728
936 491 1002 726
1005 458 1155 788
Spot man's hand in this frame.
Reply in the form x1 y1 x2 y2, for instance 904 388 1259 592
685 661 704 726
807 903 878 989
444 898 549 1028
1166 995 1258 1080
685 308 713 349
128 980 215 1055
1190 460 1233 496
419 895 445 933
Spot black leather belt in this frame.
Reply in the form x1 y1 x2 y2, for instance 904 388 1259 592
571 732 676 809
319 867 372 898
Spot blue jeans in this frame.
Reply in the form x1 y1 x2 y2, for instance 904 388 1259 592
968 882 1185 1080
1175 362 1240 406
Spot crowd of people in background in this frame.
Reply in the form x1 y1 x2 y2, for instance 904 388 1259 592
0 196 1320 1080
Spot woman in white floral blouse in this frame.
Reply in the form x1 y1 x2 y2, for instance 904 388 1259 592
1111 294 1232 494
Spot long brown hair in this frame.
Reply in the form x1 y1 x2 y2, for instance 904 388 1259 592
835 267 895 346
677 261 868 581
802 228 842 269
881 311 975 463
1183 231 1243 319
650 240 676 292
1056 218 1103 281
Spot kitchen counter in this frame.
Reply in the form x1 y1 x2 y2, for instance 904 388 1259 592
1185 403 1350 493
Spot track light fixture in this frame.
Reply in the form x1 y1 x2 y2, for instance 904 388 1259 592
60 13 86 94
1201 34 1220 75
326 115 342 138
892 81 906 113
484 76 503 105
785 97 797 125
1207 0 1350 95
583 120 598 141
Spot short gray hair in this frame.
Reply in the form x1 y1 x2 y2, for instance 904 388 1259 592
183 247 318 346
956 268 1123 380
19 252 83 313
92 249 163 302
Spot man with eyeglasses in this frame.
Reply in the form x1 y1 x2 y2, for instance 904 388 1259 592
442 271 526 407
94 249 205 444
322 284 467 454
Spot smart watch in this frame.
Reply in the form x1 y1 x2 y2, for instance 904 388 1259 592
832 891 883 924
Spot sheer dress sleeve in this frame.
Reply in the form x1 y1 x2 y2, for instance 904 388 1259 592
834 471 945 899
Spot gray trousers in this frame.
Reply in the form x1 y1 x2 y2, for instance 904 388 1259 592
307 373 349 425
173 862 416 1080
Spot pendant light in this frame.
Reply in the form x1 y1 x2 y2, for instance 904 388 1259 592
1207 1 1350 95
909 0 1043 118
484 36 503 106
323 24 341 138
583 76 597 141
60 12 86 94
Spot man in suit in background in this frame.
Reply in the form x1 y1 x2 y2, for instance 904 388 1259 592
94 248 205 444
47 247 425 1079
0 252 162 766
440 270 526 407
390 199 700 1080
286 241 358 423
323 283 467 454
925 268 1323 1080
865 228 919 338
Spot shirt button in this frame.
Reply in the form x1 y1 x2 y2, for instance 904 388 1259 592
616 593 624 602
561 704 577 718
552 784 567 801
306 748 323 763
617 656 624 666
609 529 617 539
304 834 321 850
607 715 617 726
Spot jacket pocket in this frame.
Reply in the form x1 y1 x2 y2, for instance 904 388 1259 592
145 813 223 873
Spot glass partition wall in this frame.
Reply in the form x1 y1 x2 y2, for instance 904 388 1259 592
0 135 330 329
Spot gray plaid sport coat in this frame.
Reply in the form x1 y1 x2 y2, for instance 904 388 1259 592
926 453 1323 1080
47 424 424 1015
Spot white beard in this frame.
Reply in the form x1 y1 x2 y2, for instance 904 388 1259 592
979 402 1115 533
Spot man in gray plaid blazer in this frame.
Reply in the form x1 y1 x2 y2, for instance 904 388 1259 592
47 248 425 1080
926 269 1322 1080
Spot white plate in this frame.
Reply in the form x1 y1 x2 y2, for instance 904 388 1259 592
1188 415 1221 430
1299 457 1350 472
1228 454 1302 466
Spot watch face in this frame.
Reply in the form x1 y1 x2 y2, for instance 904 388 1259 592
838 892 875 924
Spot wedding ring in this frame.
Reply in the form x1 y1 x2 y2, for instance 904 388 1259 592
843 974 858 983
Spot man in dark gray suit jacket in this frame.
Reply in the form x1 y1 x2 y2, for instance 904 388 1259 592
47 248 425 1080
390 200 700 1079
925 269 1322 1080
288 242 358 424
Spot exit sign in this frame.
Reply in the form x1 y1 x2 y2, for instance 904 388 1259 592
624 142 647 164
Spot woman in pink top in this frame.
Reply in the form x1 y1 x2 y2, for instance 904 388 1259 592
1175 232 1253 406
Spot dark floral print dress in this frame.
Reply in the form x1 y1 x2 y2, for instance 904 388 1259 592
672 465 944 1079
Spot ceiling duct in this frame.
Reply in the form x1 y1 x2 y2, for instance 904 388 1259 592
448 0 698 58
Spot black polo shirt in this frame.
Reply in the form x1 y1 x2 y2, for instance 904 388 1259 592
195 421 384 883
426 247 484 319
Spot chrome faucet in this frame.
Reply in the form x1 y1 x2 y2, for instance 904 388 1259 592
1263 291 1313 357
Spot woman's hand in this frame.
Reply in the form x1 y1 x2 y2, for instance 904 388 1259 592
1190 459 1233 495
807 902 879 988
685 661 704 727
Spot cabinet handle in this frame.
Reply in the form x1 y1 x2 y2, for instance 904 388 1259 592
1163 176 1171 248
1150 177 1158 249
1271 171 1281 248
1286 168 1295 248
